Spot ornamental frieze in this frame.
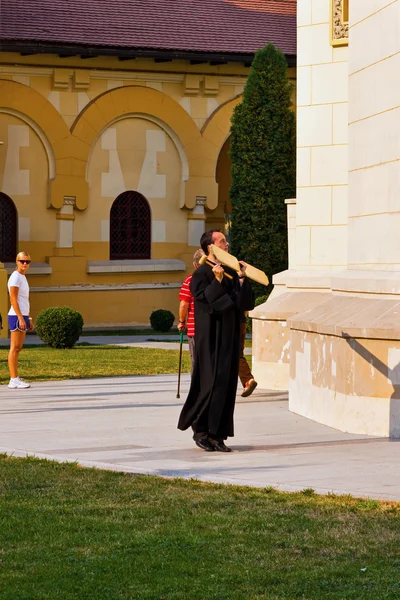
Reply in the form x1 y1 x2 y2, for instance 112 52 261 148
331 0 349 46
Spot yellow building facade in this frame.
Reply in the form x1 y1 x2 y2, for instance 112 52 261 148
0 47 295 333
0 56 240 329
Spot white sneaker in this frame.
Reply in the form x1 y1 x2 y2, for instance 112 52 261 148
8 377 31 389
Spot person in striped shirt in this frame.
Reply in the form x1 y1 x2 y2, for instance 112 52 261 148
177 249 204 370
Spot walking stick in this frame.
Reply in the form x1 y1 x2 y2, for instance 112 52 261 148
176 330 184 399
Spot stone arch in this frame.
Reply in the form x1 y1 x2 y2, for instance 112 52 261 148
0 108 56 180
0 79 87 211
200 95 242 211
71 85 218 209
0 80 70 148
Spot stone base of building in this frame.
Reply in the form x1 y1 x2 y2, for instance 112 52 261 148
251 269 400 438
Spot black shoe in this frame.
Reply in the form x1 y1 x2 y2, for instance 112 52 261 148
193 435 215 452
209 438 232 452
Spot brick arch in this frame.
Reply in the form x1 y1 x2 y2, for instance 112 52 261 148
71 85 220 209
0 79 87 211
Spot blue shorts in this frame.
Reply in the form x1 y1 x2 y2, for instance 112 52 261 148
8 315 30 332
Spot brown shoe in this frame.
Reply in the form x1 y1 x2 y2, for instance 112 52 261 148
241 378 257 398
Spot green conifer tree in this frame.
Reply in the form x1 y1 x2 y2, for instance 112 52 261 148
229 44 296 295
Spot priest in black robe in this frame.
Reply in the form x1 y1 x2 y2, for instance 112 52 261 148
177 229 254 452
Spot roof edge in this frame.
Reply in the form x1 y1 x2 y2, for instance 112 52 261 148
0 40 297 67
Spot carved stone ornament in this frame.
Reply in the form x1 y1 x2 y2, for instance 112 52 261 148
332 0 349 46
63 196 76 206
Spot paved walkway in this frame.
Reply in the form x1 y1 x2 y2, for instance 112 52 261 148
1 374 400 501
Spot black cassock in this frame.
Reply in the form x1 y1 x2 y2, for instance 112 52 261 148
177 262 254 440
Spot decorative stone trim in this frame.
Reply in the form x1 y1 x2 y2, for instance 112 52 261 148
52 68 70 90
184 74 200 96
4 262 52 275
331 0 349 47
73 70 90 90
87 259 186 274
204 76 219 97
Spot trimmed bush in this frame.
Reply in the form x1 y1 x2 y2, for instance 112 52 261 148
150 309 175 333
36 306 83 348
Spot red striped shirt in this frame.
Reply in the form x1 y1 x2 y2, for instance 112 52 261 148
178 274 195 337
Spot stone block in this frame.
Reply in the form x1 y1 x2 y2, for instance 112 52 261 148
331 185 348 225
349 107 400 171
311 145 348 186
297 0 312 26
298 105 333 147
333 46 348 62
312 61 348 104
350 3 399 74
297 148 311 187
297 23 332 67
311 0 329 23
310 224 347 265
333 103 348 145
348 164 389 218
297 66 311 107
348 212 400 268
375 52 400 115
296 186 332 225
296 226 311 266
349 67 376 123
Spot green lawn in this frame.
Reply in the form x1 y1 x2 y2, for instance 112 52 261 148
0 456 399 599
0 344 191 385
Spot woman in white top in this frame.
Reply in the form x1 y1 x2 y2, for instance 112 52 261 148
7 251 33 389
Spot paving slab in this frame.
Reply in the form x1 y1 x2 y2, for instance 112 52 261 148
1 375 399 501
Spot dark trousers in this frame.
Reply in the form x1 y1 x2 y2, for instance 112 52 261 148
239 321 253 387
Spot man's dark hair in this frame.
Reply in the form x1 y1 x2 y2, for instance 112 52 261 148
200 229 221 255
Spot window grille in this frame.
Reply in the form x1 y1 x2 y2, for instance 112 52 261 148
0 193 17 262
110 191 151 259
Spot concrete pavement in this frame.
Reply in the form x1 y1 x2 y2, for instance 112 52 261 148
1 374 400 501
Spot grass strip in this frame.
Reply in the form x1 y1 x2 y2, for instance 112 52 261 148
0 345 191 385
0 455 399 599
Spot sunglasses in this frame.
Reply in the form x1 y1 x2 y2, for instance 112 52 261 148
18 260 31 265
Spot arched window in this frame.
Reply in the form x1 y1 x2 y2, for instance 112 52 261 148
110 191 151 260
0 192 17 262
